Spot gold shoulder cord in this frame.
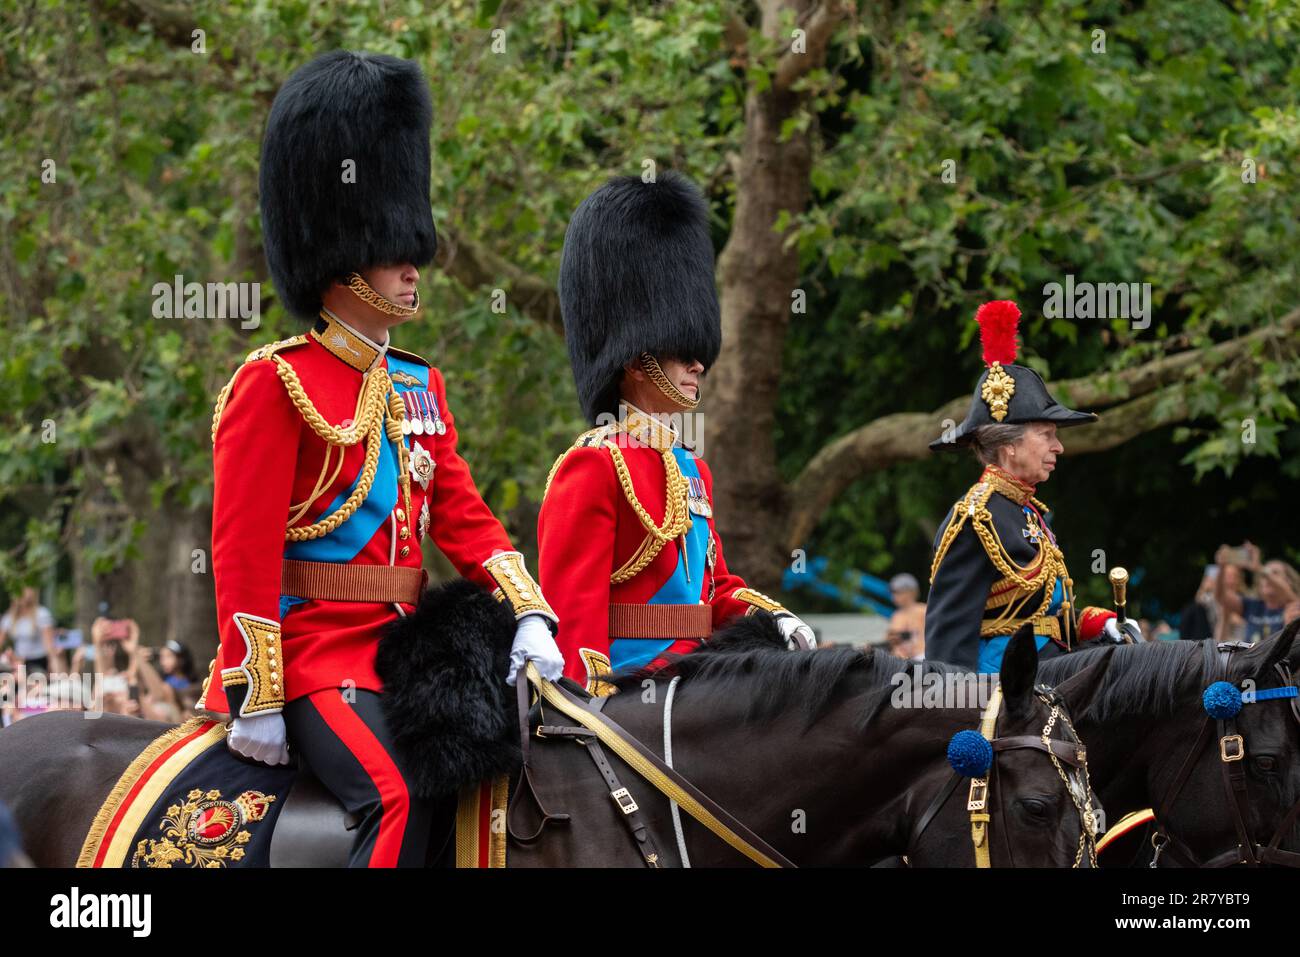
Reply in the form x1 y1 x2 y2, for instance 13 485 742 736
210 340 412 543
930 484 1077 645
543 427 693 585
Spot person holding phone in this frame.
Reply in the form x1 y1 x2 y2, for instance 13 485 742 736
1214 543 1300 642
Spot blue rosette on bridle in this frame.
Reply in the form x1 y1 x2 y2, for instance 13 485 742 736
947 729 993 777
1202 681 1243 720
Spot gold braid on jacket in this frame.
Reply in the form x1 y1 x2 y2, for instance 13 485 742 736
545 424 693 585
930 474 1078 646
211 337 413 543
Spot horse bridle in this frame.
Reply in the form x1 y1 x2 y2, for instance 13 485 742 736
911 683 1098 868
1148 640 1300 868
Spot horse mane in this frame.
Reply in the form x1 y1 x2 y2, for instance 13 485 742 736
1036 638 1278 724
603 644 979 731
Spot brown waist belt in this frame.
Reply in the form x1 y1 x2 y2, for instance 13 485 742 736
608 603 713 640
282 560 427 605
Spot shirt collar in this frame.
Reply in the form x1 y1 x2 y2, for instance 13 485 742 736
312 308 390 372
619 401 680 450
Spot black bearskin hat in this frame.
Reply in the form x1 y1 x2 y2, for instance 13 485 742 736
259 50 438 319
930 300 1097 452
557 172 722 424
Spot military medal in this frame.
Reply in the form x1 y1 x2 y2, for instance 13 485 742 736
418 500 430 539
409 441 435 490
403 393 424 435
1022 509 1042 545
686 474 712 517
417 392 437 436
423 390 447 435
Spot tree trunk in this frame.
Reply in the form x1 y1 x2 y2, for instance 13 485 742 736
709 0 848 592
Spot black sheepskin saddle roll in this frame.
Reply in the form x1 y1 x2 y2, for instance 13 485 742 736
375 578 521 800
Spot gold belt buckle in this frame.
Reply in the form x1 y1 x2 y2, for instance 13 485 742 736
611 787 639 815
967 778 989 811
1219 734 1245 762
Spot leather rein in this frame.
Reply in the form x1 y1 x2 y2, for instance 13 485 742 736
507 662 795 868
1147 640 1300 868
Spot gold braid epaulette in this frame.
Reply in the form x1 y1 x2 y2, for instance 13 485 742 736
209 335 412 544
543 425 693 585
210 336 309 443
930 479 1077 643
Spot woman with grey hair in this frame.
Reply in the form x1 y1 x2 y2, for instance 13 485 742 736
923 301 1139 672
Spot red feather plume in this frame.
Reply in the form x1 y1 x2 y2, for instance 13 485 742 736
975 300 1020 367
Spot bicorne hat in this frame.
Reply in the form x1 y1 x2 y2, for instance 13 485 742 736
259 50 438 319
930 300 1097 452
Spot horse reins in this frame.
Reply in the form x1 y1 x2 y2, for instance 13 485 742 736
911 683 1097 868
1147 640 1300 868
513 662 796 868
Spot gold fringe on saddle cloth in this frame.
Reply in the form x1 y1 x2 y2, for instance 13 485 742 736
455 776 510 868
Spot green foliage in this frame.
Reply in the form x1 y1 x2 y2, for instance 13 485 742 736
1 0 1298 618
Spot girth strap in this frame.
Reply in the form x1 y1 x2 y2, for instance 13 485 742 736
536 723 664 868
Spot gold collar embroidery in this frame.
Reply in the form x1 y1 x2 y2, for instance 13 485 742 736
620 403 680 451
980 464 1037 507
312 310 389 373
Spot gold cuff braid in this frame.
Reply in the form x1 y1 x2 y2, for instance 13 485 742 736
734 587 789 616
482 551 558 625
221 613 284 717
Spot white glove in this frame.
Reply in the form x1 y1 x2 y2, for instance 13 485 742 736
227 712 291 766
506 614 564 686
1103 617 1143 644
777 614 817 650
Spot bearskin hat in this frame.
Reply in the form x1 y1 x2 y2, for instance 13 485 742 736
259 50 438 320
557 172 722 424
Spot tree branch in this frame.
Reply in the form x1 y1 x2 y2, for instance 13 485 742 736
784 308 1300 549
434 225 562 333
773 0 850 92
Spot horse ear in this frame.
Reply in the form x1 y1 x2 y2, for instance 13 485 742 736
999 624 1038 712
1052 647 1112 718
1260 617 1300 672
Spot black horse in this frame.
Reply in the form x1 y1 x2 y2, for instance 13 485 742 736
507 627 1105 867
0 626 1100 867
1039 621 1300 867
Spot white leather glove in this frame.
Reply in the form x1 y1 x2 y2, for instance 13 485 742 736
777 614 817 650
1103 617 1143 644
506 614 564 686
227 712 291 766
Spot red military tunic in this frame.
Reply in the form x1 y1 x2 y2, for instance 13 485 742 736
538 405 790 691
198 313 550 717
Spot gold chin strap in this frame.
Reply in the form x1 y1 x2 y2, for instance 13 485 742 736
640 353 699 410
967 685 1003 869
346 271 420 317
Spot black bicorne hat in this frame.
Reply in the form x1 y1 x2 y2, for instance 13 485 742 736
930 300 1097 452
259 50 438 320
557 172 722 424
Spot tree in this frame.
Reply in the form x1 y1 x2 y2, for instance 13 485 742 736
2 0 1297 648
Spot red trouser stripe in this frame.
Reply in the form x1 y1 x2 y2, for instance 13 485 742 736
309 690 410 868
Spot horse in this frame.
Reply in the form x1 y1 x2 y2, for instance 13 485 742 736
0 625 1102 867
1038 621 1300 867
507 625 1105 867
